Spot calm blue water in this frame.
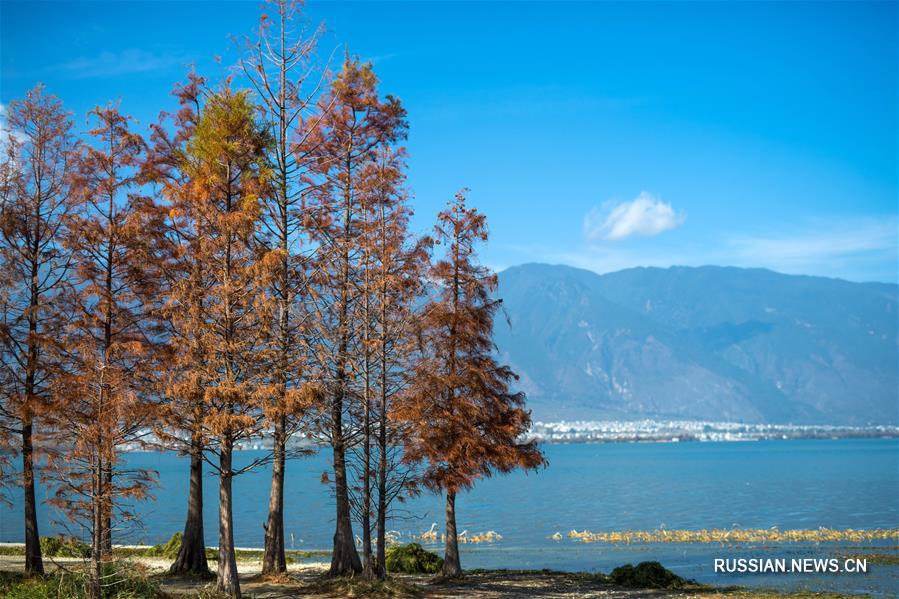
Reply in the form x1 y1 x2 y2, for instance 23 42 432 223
2 438 897 595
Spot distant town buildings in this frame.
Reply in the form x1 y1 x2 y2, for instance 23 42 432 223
526 419 899 443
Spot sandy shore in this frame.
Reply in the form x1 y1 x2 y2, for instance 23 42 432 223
0 553 857 598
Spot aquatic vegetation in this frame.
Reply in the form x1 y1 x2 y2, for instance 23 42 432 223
411 523 503 545
840 552 899 565
467 530 503 543
565 527 899 544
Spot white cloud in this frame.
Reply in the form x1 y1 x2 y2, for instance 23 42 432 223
50 49 191 79
723 217 898 277
553 216 898 283
584 191 685 241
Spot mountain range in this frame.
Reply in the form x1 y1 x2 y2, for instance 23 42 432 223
494 264 898 425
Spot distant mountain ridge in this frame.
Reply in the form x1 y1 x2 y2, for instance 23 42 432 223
494 263 898 425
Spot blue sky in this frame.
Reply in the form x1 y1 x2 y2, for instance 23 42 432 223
2 1 896 282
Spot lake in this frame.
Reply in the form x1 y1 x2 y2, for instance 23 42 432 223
2 438 897 595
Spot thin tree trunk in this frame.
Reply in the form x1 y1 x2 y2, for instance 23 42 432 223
375 377 388 579
361 360 373 576
262 415 287 574
102 464 113 556
89 456 103 599
374 199 389 580
216 436 241 598
170 431 209 575
21 416 43 575
441 491 461 578
101 217 114 559
260 4 292 574
22 254 43 576
440 211 463 580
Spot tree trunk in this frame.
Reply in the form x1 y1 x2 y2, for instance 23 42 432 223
216 437 241 598
102 464 113 556
262 415 287 574
22 207 44 577
441 491 461 578
361 386 373 577
89 458 102 599
329 227 362 577
329 417 361 576
21 416 43 575
170 432 209 575
375 391 388 580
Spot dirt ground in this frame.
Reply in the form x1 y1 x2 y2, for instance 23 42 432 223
0 554 849 599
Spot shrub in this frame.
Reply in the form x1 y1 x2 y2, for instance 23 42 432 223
610 561 691 589
385 542 444 574
40 535 91 558
144 532 183 559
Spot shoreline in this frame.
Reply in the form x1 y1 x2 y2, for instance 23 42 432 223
0 552 878 598
114 427 899 452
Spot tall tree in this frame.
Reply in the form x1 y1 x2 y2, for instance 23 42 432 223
0 85 77 575
359 146 427 579
141 72 213 576
304 57 406 576
397 191 546 578
46 104 158 599
239 0 326 574
178 86 274 598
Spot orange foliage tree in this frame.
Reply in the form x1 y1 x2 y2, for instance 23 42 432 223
0 85 78 575
168 85 275 598
238 0 326 574
303 56 407 576
140 71 215 576
45 105 159 599
397 191 546 577
357 146 429 578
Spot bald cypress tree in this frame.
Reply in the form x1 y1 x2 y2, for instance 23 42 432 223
141 71 213 577
239 0 325 573
304 57 407 577
397 191 546 578
156 86 274 598
0 85 77 576
47 104 158 599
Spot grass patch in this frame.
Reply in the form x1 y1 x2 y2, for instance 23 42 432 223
1 532 332 563
143 532 183 559
0 562 163 598
305 574 422 598
41 535 91 558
